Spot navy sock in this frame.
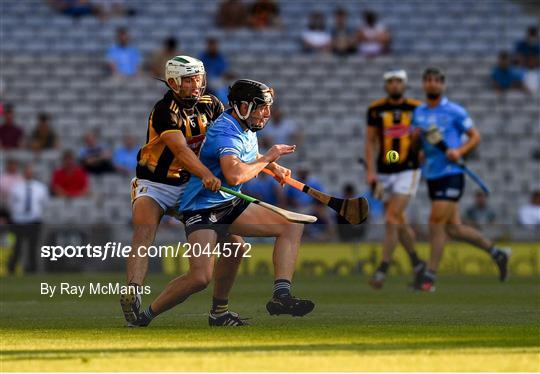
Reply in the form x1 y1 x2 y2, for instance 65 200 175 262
407 251 421 267
211 298 229 316
143 305 155 320
273 279 291 298
377 261 390 274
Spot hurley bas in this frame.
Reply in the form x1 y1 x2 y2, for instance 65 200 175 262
41 283 151 298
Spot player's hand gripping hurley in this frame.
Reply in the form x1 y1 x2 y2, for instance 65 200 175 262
425 125 490 195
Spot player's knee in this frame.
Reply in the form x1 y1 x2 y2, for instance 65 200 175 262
283 222 304 238
429 211 447 224
228 235 247 255
384 211 402 225
132 224 157 243
445 224 460 237
189 272 212 292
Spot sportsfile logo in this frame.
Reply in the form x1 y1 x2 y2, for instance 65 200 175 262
40 242 182 261
40 242 252 261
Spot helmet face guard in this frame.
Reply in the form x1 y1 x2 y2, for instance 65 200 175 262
228 79 274 132
175 73 206 107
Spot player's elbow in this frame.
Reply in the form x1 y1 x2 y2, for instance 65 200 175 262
474 131 482 145
222 170 243 186
469 128 481 144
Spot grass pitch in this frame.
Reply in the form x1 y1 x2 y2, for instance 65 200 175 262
1 273 539 372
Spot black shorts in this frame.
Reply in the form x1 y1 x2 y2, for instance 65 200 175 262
427 174 465 201
182 198 251 237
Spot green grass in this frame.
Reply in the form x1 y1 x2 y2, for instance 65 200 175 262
1 273 539 372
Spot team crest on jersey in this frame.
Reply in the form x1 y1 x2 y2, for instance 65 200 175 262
199 114 208 127
384 124 411 138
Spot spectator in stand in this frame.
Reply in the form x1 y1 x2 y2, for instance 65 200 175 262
113 134 139 176
7 165 49 273
515 26 540 68
106 27 141 78
301 11 331 54
248 0 280 29
92 0 136 18
514 28 540 96
0 159 23 206
523 53 540 96
331 8 356 56
51 150 89 198
356 10 391 58
148 37 182 79
243 172 284 207
47 0 103 19
261 106 303 147
216 0 247 29
491 51 527 93
199 38 232 103
285 168 323 213
464 190 496 229
79 131 115 174
0 104 24 149
518 191 540 227
29 113 59 152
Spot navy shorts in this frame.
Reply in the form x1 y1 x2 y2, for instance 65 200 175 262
182 198 251 237
427 174 465 201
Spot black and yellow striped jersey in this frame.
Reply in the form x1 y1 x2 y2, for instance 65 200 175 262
136 91 224 185
366 97 422 174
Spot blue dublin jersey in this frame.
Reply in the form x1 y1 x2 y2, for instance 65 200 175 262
180 109 258 212
412 97 474 180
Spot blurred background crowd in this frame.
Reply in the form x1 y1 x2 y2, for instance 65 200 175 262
0 0 539 273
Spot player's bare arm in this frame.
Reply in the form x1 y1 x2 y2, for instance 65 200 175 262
447 127 481 161
160 131 221 192
219 145 295 186
261 153 292 185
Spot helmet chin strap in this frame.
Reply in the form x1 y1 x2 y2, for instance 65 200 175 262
233 102 253 121
233 102 266 132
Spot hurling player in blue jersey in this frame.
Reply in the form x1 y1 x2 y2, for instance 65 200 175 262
134 79 315 326
412 68 510 292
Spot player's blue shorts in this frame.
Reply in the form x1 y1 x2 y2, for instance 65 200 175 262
182 197 251 237
427 174 464 201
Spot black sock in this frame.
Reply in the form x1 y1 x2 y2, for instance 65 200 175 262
141 305 155 321
211 297 229 316
407 251 421 267
377 261 390 274
273 279 291 298
423 269 437 283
